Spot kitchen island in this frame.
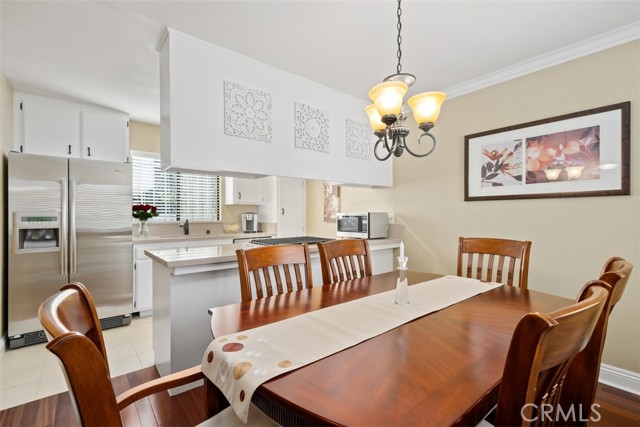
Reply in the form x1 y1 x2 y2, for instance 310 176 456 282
145 239 401 385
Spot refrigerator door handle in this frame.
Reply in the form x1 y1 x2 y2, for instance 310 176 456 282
69 179 77 274
60 179 69 276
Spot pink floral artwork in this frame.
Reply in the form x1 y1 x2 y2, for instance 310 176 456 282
525 126 600 184
480 139 523 187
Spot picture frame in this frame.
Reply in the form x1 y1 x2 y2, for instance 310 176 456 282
464 102 630 201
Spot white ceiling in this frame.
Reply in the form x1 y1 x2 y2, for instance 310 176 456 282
2 1 639 124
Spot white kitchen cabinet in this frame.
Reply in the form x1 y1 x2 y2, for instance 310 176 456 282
81 110 130 162
224 177 265 205
258 177 306 237
13 92 130 162
14 94 81 157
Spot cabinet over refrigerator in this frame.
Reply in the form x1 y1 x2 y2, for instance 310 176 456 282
8 152 133 348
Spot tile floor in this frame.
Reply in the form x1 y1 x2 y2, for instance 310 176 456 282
0 315 153 411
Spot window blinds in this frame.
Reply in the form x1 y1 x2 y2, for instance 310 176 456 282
131 152 220 222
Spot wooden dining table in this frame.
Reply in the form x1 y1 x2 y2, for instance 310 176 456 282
207 270 573 426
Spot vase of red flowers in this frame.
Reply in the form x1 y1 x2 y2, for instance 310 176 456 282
132 204 159 237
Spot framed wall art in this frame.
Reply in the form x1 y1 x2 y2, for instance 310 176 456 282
464 102 630 201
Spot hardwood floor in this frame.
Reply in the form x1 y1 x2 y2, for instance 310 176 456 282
0 366 638 426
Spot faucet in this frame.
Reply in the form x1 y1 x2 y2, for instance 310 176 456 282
179 219 189 235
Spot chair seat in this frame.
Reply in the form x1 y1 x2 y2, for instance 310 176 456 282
199 404 280 427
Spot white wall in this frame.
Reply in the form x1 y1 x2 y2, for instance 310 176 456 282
1 74 14 340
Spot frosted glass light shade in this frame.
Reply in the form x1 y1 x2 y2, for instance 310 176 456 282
365 104 386 131
368 81 408 117
407 92 447 124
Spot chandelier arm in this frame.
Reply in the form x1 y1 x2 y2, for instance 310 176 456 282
383 127 394 152
403 132 437 158
374 138 394 161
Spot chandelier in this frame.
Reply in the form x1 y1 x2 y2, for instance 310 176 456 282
365 0 446 161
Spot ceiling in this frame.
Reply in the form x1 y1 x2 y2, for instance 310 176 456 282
2 1 639 124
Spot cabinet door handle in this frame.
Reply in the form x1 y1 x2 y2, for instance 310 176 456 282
281 208 285 215
87 147 91 157
68 145 72 155
238 192 241 200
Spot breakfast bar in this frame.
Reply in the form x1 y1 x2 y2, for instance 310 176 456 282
144 238 401 381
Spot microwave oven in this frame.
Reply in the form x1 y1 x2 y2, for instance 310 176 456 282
336 212 388 239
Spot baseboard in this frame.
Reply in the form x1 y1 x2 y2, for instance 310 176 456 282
599 363 640 395
0 333 6 360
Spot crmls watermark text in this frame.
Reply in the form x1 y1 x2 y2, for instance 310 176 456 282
521 403 601 423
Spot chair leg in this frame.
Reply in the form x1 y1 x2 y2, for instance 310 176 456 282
205 377 230 418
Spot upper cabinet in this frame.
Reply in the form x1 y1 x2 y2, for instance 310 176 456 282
224 177 265 205
258 177 306 237
13 92 130 163
159 29 392 187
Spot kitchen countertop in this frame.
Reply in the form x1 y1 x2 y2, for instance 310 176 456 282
145 238 402 269
133 232 272 244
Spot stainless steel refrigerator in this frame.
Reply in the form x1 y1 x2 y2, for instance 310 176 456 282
8 152 133 348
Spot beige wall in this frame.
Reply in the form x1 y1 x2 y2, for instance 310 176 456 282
307 41 640 372
128 121 256 225
1 75 14 339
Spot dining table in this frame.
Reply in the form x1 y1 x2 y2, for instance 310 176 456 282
206 270 574 427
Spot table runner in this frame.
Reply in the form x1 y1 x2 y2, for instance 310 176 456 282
201 275 501 422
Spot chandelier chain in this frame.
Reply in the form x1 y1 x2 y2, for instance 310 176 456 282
396 0 403 74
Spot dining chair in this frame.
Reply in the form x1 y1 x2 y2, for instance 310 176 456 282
39 282 279 427
457 237 532 289
236 243 313 302
491 281 609 427
558 256 633 427
316 238 373 285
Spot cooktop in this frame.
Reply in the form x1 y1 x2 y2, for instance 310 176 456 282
250 236 334 246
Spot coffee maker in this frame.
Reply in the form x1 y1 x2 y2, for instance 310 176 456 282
241 212 259 233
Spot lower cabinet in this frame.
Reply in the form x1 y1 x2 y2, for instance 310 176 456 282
134 248 154 314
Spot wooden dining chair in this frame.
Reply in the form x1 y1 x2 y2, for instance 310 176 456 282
39 282 278 427
236 243 313 302
317 238 372 285
558 256 633 427
457 237 532 289
492 281 609 427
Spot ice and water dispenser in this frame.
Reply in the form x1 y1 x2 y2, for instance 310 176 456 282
13 213 61 253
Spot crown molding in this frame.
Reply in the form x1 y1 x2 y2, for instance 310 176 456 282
445 22 640 99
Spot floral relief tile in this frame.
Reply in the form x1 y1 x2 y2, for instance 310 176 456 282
345 118 372 160
224 81 272 143
294 102 330 153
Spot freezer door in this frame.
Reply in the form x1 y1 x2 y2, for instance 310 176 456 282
69 158 133 319
8 153 69 337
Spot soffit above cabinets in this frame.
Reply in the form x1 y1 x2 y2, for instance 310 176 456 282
159 29 392 187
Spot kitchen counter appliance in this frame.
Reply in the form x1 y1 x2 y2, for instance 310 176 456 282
250 236 333 246
336 212 389 239
8 152 133 348
241 212 259 233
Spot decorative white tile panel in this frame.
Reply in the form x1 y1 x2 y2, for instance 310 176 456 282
294 102 330 153
345 118 372 160
224 81 272 142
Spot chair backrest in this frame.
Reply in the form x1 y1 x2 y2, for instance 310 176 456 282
39 282 122 426
317 239 372 285
558 257 633 426
38 282 110 374
236 243 313 302
47 332 123 426
457 237 532 289
494 283 608 427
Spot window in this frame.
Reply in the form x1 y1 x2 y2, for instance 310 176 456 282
131 151 221 222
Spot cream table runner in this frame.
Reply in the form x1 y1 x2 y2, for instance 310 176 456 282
201 275 502 422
